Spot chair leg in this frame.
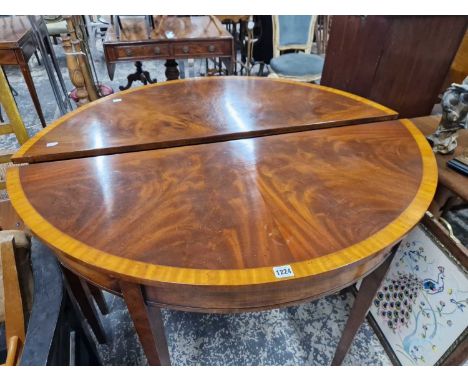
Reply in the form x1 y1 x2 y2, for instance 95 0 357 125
257 62 265 76
331 242 400 365
87 282 109 315
120 281 171 366
60 266 107 344
34 50 41 66
65 293 103 365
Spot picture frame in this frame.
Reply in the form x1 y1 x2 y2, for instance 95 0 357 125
356 217 468 365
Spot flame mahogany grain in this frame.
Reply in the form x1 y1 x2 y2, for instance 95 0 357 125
12 77 397 164
7 119 437 311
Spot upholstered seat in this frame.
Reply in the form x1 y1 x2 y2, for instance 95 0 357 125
268 15 323 83
270 53 324 80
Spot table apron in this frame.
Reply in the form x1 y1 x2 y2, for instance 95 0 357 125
0 49 19 65
52 244 393 314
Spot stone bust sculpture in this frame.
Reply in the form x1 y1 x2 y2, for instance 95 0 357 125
427 77 468 154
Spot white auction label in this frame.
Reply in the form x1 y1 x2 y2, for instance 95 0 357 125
112 98 122 103
46 142 58 147
273 264 294 279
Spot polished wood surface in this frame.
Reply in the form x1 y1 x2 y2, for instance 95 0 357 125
0 16 46 127
0 16 32 48
103 16 234 81
411 115 468 201
321 16 468 118
12 77 397 164
106 16 232 42
8 119 436 292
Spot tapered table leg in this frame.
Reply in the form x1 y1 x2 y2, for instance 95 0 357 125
331 242 400 365
120 281 171 366
19 63 46 127
87 282 109 315
164 59 179 81
61 266 107 344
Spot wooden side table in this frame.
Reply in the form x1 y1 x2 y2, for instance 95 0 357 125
103 16 235 85
0 16 46 127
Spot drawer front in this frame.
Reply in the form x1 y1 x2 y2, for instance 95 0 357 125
115 44 170 59
173 40 231 57
0 49 18 65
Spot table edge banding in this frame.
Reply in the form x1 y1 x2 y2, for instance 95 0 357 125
6 119 437 287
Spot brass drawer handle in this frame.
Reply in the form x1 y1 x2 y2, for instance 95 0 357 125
154 47 161 54
208 45 215 52
182 46 189 53
125 48 132 56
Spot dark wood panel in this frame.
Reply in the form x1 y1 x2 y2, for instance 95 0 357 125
322 16 468 118
321 16 392 96
0 16 33 49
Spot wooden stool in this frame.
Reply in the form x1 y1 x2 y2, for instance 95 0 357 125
0 68 29 191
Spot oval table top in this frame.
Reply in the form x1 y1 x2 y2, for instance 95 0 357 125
12 77 397 164
7 118 437 287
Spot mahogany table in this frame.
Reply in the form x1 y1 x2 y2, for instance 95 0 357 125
7 77 437 365
103 16 235 86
